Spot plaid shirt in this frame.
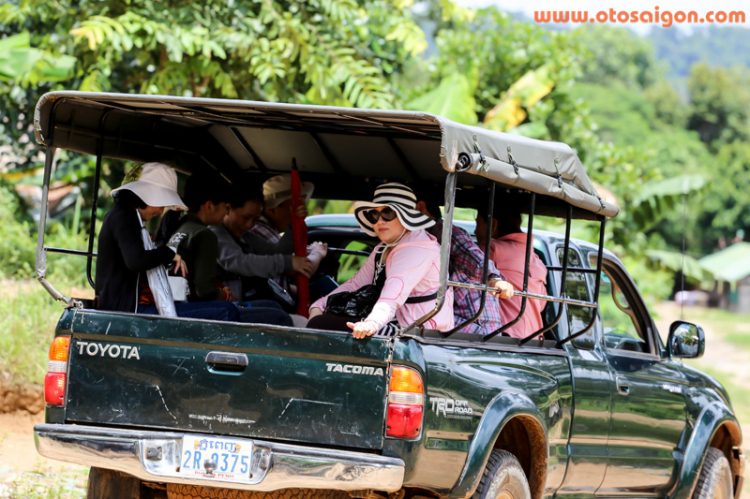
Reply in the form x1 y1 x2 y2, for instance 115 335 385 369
428 221 506 335
249 214 282 244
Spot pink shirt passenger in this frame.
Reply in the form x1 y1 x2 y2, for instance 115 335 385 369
488 233 547 338
311 230 454 332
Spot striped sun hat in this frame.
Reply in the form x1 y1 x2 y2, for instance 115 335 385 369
354 182 435 237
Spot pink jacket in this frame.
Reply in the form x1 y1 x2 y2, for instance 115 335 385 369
311 230 454 332
489 233 548 338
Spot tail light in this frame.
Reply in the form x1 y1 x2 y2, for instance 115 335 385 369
386 366 424 439
44 336 70 406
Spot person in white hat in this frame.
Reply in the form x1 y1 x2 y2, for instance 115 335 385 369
308 182 454 338
96 163 240 322
249 174 314 244
248 174 328 299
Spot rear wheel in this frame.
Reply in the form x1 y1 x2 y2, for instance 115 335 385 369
472 450 531 499
166 485 351 499
692 447 734 499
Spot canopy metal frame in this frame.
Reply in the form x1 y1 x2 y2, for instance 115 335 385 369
34 92 611 346
402 154 605 347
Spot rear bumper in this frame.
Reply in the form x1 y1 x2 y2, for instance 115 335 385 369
34 424 405 492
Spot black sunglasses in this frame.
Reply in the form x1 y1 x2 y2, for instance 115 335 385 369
363 206 398 224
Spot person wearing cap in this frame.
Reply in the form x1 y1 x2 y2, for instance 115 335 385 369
413 186 514 335
95 163 240 322
249 174 314 245
248 173 331 301
308 183 454 338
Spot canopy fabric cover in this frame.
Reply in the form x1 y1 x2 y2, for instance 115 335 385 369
34 91 619 220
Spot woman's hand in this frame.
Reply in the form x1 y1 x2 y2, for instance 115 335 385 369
309 307 323 319
346 320 379 339
293 200 309 219
292 256 313 277
489 278 514 299
172 253 188 277
306 242 328 274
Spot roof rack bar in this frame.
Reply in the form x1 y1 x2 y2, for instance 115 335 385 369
557 217 606 347
444 182 496 337
310 132 344 175
520 204 573 345
545 266 598 274
386 137 420 181
231 127 267 173
447 281 597 308
45 247 98 257
403 169 458 334
484 192 536 341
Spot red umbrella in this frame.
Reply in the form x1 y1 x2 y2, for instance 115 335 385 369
291 164 310 317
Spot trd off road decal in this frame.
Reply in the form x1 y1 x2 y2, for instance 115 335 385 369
430 397 474 419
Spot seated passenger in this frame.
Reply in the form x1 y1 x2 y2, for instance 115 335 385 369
246 174 335 303
308 183 454 338
167 172 293 327
211 183 326 301
95 163 239 322
413 186 514 334
476 198 547 339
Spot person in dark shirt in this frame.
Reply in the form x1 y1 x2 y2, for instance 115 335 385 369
95 162 240 322
168 172 293 327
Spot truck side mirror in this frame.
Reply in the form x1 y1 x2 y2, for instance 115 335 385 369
667 321 705 359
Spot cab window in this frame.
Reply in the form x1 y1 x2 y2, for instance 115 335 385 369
597 264 652 354
555 247 595 347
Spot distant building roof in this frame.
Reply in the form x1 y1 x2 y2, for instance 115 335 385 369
699 242 750 282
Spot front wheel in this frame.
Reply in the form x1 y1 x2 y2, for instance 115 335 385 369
693 447 734 499
472 450 531 499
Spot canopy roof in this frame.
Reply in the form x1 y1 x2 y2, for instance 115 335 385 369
34 91 618 220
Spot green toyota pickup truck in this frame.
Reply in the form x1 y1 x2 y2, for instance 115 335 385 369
32 92 743 499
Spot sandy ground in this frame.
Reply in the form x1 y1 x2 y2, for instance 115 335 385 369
0 301 748 497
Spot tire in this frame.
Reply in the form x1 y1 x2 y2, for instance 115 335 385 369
166 485 350 499
472 450 531 499
692 447 734 499
87 467 150 498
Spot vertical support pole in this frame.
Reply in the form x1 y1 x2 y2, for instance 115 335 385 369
557 216 607 346
403 171 458 334
86 142 103 289
485 192 536 341
445 182 495 336
519 204 572 345
36 146 56 281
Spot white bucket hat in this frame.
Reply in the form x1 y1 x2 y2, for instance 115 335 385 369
354 182 435 237
263 174 314 209
111 162 187 210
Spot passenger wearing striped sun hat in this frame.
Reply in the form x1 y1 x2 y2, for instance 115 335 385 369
308 182 454 338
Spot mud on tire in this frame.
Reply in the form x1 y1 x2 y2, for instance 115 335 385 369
166 485 352 499
692 447 734 499
472 450 531 499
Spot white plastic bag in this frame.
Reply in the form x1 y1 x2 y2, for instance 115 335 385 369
137 211 177 317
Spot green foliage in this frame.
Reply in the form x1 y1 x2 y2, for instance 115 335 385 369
687 62 750 148
0 185 36 278
576 25 661 89
405 73 477 124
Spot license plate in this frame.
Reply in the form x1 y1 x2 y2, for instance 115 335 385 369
179 435 254 482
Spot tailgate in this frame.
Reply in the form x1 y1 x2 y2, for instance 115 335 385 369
63 311 390 450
